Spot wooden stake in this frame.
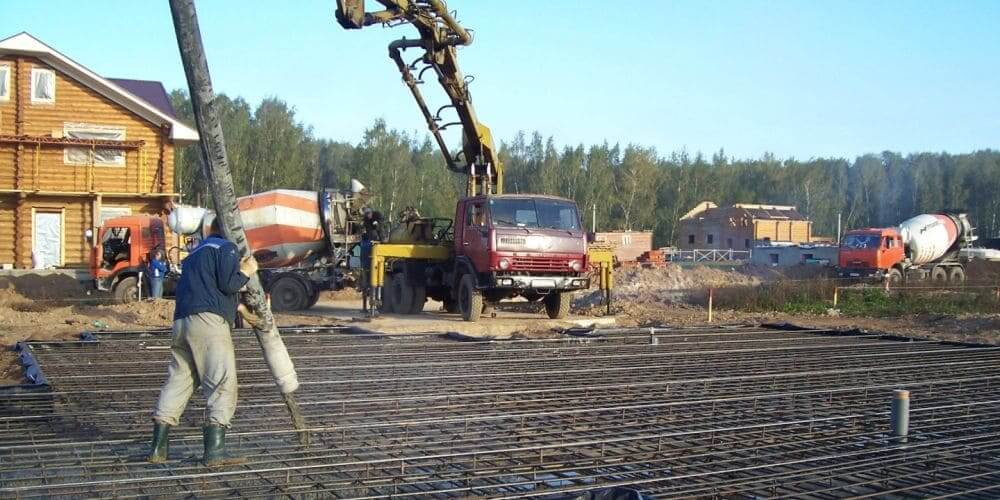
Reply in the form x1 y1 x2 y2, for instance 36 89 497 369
833 287 839 307
708 287 714 323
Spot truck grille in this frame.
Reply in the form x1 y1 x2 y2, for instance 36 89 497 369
511 256 569 272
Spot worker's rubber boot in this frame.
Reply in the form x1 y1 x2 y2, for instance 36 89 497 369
146 422 170 464
202 425 245 467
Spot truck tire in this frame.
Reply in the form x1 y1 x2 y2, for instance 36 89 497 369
404 285 426 314
113 276 140 304
389 273 413 314
270 276 308 311
949 267 966 284
887 268 903 286
306 289 321 309
544 292 571 319
459 274 483 322
380 274 399 314
930 267 948 285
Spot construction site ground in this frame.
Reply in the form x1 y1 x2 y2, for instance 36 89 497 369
3 265 1000 385
3 266 1000 496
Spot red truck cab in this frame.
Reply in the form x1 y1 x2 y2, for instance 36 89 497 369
90 215 167 302
453 194 589 298
838 228 905 282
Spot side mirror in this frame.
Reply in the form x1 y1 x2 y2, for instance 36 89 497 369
586 232 596 243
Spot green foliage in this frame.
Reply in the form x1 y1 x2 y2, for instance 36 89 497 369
171 90 1000 238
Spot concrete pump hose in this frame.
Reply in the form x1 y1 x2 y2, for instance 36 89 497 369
255 325 300 394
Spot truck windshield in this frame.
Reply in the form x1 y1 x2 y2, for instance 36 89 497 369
489 198 581 231
841 234 881 249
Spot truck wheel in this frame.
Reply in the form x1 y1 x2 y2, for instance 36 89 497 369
930 267 948 285
270 276 307 311
949 267 966 284
544 292 571 319
113 276 140 304
380 274 399 314
389 273 413 314
404 285 426 314
306 289 321 309
887 268 903 286
459 274 483 322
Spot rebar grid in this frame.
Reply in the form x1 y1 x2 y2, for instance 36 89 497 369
2 325 999 498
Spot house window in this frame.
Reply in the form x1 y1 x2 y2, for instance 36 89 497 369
99 206 132 225
769 253 779 264
688 234 695 245
31 68 55 104
0 63 10 101
745 239 751 248
727 238 733 248
706 234 714 245
64 123 127 166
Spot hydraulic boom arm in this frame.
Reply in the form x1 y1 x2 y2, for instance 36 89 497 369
336 0 502 196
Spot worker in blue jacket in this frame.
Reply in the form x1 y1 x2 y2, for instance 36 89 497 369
146 217 258 467
147 248 168 300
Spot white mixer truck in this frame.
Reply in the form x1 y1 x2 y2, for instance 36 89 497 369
838 212 976 284
91 181 368 310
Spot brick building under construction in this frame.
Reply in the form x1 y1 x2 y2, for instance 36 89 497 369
677 201 813 250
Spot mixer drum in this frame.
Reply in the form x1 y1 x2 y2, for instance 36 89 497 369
239 190 326 267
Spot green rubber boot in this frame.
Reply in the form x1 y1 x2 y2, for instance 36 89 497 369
146 422 170 464
203 425 245 467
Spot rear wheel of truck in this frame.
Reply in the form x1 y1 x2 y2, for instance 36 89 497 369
459 274 482 322
930 267 948 285
949 267 966 284
388 273 413 314
270 276 308 311
887 268 903 286
544 292 571 319
403 285 426 314
380 274 399 314
113 276 140 304
306 289 321 309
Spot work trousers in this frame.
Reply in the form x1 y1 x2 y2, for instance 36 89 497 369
152 312 238 427
150 277 164 300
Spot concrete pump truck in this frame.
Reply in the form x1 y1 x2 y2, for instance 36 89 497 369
335 0 614 321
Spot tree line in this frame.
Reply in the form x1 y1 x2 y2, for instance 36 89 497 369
170 91 1000 247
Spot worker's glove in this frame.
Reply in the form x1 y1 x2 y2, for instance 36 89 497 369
239 255 259 277
237 303 263 329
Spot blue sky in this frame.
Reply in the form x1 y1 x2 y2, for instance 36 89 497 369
3 1 998 159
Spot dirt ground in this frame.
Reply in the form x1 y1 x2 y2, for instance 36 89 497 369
3 265 1000 384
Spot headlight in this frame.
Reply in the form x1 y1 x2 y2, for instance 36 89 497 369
498 258 510 270
568 260 582 272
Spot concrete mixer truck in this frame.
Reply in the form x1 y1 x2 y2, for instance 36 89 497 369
89 181 368 310
838 212 976 284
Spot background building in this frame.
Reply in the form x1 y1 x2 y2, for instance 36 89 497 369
593 231 653 262
677 201 813 250
0 32 197 269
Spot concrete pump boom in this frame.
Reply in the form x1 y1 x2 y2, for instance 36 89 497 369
336 0 503 197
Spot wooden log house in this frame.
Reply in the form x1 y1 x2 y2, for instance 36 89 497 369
0 32 198 269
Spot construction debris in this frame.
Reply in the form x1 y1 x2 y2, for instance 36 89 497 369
3 324 1000 497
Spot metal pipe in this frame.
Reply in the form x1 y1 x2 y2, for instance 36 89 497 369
891 389 910 443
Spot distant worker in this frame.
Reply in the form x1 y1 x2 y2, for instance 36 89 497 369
148 248 168 300
146 217 259 467
362 207 384 242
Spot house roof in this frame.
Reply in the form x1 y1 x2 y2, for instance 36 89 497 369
680 201 809 222
0 32 198 145
107 78 177 119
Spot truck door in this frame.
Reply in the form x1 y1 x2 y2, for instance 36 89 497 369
460 199 490 272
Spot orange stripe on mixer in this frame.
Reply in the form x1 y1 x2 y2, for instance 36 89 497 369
238 191 318 213
245 225 323 249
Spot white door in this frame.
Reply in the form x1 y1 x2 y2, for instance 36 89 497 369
33 211 63 268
